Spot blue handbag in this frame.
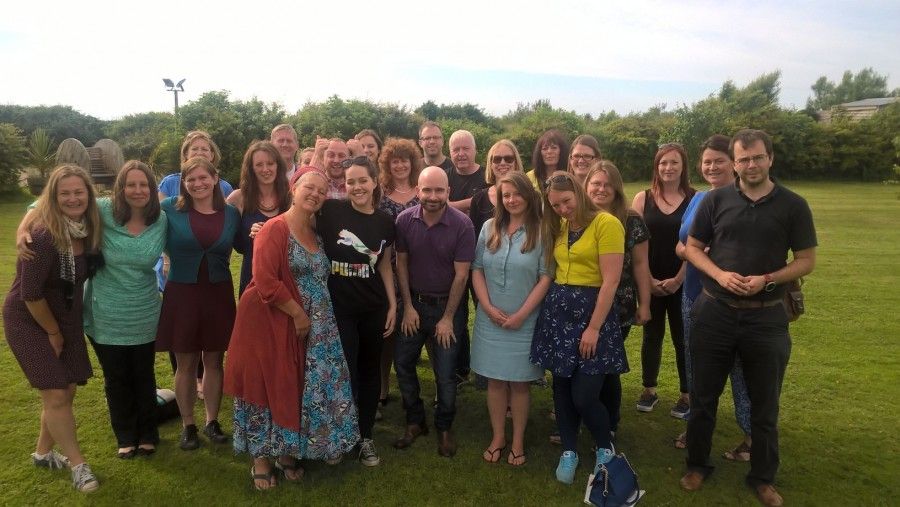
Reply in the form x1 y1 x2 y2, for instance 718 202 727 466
584 453 644 507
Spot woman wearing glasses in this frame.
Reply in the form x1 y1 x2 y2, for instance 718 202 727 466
526 130 570 191
631 143 695 417
568 135 602 186
531 172 626 485
317 156 396 466
468 140 525 236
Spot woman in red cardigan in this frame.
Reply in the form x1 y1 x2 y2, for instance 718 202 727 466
225 169 360 490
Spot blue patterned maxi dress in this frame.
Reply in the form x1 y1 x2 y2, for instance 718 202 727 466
233 235 359 460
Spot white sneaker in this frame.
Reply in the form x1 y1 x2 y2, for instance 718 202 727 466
32 450 70 470
71 463 99 492
358 438 380 467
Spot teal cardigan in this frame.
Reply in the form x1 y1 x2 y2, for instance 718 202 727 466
161 197 240 284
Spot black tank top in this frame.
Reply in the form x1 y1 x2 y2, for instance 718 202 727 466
643 189 693 280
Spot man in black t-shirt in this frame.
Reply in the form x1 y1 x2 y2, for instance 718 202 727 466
680 129 817 507
446 129 487 214
418 121 455 174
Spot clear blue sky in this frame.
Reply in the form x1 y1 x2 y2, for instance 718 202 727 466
1 0 898 119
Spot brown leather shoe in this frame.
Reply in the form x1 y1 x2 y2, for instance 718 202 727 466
755 484 783 507
679 471 706 491
393 423 428 450
437 430 457 457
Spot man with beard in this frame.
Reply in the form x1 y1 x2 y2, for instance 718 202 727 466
310 137 351 199
392 167 475 458
680 129 816 507
419 121 455 173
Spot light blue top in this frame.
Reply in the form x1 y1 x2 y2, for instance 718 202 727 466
471 219 547 381
679 191 707 301
84 198 167 345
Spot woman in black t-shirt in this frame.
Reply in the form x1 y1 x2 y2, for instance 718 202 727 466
317 156 396 467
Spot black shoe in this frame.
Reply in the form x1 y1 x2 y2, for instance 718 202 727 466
179 424 200 451
204 420 229 444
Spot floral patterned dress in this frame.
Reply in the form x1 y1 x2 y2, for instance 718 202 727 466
232 235 359 460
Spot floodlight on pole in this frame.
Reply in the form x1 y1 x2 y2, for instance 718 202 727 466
163 78 186 112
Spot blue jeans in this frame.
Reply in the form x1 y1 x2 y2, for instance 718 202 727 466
394 298 465 431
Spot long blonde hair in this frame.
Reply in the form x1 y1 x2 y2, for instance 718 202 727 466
540 170 597 266
487 172 541 254
35 165 101 252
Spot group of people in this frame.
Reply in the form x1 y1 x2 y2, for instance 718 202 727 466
4 120 816 506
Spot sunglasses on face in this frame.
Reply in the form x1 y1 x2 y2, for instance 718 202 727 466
491 155 516 164
340 156 370 169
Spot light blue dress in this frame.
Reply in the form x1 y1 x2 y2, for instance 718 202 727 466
471 220 546 381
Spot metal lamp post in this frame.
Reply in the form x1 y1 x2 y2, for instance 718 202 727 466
163 78 186 132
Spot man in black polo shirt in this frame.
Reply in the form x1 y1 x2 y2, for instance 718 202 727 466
680 129 817 507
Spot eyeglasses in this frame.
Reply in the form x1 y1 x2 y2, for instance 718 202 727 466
419 136 441 142
571 154 594 161
735 154 769 167
340 156 370 169
491 155 515 164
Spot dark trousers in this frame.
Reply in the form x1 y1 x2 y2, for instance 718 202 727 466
456 289 471 376
641 289 688 392
554 370 612 452
686 293 791 486
336 307 386 439
394 298 464 431
89 337 159 448
599 325 633 433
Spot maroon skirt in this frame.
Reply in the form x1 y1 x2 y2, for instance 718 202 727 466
155 276 235 353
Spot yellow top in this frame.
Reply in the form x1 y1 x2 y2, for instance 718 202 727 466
525 170 540 190
553 211 625 287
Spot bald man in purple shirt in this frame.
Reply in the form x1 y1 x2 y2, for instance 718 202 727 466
392 166 475 458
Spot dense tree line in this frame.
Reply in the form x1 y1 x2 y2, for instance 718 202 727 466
1 69 897 192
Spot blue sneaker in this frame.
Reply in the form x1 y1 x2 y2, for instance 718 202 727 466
555 451 579 484
595 447 615 473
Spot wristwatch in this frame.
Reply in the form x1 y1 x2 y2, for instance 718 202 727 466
763 274 776 293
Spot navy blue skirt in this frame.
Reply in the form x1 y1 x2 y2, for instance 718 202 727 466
531 283 629 377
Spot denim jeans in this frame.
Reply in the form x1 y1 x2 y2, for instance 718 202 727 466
394 298 465 431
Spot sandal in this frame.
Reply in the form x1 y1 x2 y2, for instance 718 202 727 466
723 440 751 462
507 450 527 466
250 465 276 491
482 446 505 464
274 458 305 481
674 431 687 449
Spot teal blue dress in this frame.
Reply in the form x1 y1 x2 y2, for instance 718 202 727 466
470 220 546 381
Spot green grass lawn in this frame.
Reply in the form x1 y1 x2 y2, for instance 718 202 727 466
0 182 898 506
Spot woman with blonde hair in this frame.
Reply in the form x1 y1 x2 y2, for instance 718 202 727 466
4 165 102 492
468 139 525 236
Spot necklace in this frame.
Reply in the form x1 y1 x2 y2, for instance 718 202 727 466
393 185 415 195
258 196 278 212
